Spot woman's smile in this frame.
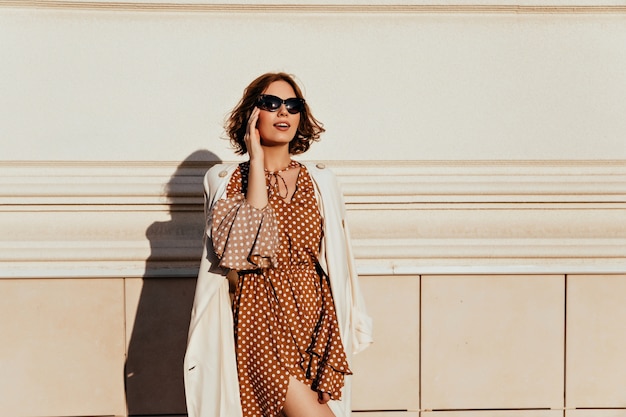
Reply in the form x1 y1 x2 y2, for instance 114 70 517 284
274 121 291 131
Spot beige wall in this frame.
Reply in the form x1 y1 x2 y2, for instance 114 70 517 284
3 2 626 162
1 1 626 416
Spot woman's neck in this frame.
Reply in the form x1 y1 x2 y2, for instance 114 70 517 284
262 146 292 172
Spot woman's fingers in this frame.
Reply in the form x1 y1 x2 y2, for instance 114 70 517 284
247 108 259 135
245 108 262 157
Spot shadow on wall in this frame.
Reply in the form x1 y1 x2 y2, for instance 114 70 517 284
125 149 221 416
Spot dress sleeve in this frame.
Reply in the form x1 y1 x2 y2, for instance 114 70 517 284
210 193 278 270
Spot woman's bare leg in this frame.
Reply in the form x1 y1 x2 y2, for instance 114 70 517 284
282 376 335 417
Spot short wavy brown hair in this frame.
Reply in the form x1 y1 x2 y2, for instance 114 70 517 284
225 72 325 155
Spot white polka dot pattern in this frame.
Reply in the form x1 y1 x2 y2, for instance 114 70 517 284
211 193 278 270
214 162 351 417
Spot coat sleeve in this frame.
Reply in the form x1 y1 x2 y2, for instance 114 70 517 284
341 213 374 354
328 167 373 353
306 162 373 353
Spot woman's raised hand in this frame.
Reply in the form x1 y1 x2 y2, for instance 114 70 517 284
245 107 263 162
244 107 268 209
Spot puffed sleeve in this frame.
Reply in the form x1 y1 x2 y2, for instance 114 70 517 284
210 193 278 270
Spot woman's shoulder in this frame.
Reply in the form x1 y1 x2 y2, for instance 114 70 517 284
203 163 241 195
301 161 343 198
301 161 336 181
205 163 240 181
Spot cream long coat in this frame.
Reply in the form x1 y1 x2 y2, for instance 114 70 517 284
183 162 373 417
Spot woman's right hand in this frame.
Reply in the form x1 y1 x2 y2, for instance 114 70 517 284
244 107 268 209
245 107 263 162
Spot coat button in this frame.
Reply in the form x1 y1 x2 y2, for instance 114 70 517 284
218 170 228 177
316 163 326 169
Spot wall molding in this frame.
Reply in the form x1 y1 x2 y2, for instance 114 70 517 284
1 159 625 204
1 160 625 277
2 1 626 14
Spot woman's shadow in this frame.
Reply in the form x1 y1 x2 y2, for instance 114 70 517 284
125 149 221 416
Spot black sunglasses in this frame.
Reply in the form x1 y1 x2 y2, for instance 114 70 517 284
256 94 305 114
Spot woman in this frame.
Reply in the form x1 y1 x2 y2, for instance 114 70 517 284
184 72 372 417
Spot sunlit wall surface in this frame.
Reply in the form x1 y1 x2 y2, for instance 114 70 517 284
1 1 625 416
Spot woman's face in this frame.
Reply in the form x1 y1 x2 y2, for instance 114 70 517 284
256 80 301 149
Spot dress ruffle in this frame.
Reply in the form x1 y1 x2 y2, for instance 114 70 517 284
211 193 279 270
302 267 352 399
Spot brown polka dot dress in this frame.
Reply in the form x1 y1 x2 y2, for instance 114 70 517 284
210 161 351 417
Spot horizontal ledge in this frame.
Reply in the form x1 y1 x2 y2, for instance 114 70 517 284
2 1 626 14
1 238 624 265
1 160 625 204
357 259 626 275
2 258 625 279
0 262 200 279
